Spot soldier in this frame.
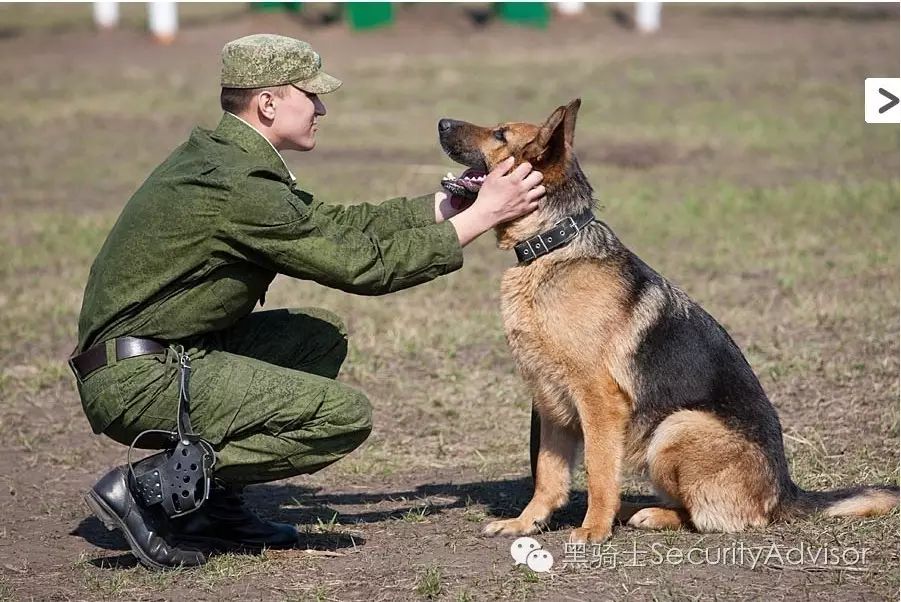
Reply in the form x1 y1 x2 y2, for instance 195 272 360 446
69 34 545 569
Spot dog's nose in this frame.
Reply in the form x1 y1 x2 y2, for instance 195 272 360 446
438 118 454 133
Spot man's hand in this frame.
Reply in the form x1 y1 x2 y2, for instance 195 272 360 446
447 157 545 247
473 157 545 226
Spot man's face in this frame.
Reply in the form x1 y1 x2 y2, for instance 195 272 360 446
272 86 327 152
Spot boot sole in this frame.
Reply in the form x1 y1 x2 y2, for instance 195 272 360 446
84 490 177 571
174 532 296 553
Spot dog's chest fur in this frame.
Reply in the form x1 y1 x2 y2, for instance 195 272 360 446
500 256 627 427
499 264 547 361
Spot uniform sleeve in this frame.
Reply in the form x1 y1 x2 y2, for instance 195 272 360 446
218 175 463 296
306 191 438 238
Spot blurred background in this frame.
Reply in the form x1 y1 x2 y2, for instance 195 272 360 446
0 3 898 601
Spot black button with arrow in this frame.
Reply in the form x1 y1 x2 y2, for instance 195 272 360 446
865 79 901 123
878 88 899 114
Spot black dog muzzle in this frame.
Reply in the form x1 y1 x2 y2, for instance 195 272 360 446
127 347 216 518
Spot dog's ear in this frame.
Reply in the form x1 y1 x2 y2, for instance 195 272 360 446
562 98 581 149
523 98 581 165
528 106 566 156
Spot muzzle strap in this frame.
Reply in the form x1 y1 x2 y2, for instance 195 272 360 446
127 346 216 518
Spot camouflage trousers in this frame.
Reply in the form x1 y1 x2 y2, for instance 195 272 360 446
76 308 371 484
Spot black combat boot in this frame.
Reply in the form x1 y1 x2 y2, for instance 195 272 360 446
171 482 299 552
85 465 208 570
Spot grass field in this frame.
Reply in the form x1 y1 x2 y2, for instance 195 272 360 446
0 3 898 601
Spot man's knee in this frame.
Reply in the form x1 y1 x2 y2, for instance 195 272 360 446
290 307 346 339
212 386 372 483
288 307 348 378
336 388 372 442
317 308 346 337
282 388 371 474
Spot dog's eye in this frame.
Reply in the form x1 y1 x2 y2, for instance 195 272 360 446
493 129 506 143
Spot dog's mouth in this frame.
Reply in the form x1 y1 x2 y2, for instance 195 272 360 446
440 168 487 200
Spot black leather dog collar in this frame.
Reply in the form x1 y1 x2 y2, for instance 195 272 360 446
514 207 596 264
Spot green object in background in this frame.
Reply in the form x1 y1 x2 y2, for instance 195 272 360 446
496 2 550 28
345 3 394 30
251 2 302 13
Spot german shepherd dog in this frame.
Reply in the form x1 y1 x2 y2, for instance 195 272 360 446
438 99 898 543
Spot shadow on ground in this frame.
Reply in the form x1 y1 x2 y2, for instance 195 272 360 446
249 478 658 530
71 476 625 560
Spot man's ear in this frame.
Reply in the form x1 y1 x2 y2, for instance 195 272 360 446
523 98 581 165
257 90 277 121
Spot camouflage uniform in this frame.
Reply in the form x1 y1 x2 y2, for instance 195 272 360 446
74 35 463 484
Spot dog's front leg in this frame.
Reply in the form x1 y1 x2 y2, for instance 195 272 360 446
569 385 630 544
483 413 580 536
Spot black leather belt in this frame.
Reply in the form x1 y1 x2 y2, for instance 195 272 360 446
69 337 167 383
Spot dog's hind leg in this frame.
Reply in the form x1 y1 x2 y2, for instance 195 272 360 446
624 506 691 530
483 415 580 537
646 410 777 533
615 494 690 530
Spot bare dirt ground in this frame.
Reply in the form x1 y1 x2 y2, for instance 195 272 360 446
0 3 898 601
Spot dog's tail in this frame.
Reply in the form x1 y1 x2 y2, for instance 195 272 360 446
779 484 899 520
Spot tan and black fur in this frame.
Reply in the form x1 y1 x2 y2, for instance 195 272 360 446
438 99 898 543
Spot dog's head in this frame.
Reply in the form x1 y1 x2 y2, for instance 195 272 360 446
438 99 589 248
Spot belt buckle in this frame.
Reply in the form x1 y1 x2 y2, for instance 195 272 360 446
564 215 579 232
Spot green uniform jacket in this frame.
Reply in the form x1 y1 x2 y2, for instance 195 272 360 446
77 113 464 354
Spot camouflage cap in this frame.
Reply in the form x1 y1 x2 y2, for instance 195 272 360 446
220 34 342 94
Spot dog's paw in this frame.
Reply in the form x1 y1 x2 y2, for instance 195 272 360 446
569 525 612 544
483 518 540 537
627 507 686 531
